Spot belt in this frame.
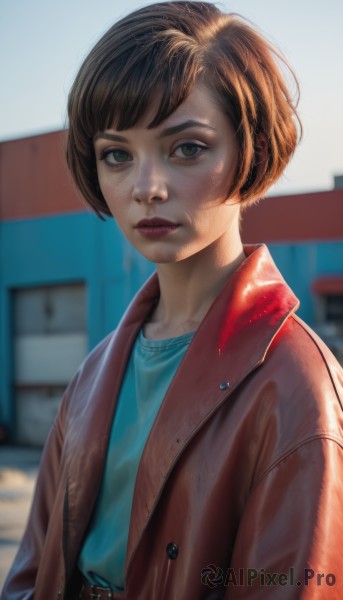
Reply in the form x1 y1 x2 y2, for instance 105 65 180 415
77 578 124 600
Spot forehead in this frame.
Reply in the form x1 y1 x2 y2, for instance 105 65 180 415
112 82 229 132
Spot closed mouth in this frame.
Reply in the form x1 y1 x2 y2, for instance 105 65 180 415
135 218 179 228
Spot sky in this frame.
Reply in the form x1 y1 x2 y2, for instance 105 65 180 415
1 0 342 196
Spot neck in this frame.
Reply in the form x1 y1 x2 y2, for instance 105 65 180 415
144 229 245 339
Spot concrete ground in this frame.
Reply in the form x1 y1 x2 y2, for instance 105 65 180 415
0 445 41 589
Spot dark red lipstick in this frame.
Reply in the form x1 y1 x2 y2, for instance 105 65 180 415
135 218 180 238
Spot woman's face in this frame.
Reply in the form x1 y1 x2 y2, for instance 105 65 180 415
94 83 241 265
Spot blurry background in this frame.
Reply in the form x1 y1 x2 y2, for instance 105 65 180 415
1 0 343 193
0 0 343 446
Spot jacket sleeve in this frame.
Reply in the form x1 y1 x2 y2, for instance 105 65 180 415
1 388 68 600
226 436 343 599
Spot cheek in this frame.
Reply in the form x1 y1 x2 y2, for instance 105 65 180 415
184 167 230 208
211 158 236 191
98 177 128 214
98 175 115 201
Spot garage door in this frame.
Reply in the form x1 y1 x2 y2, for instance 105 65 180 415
12 283 87 446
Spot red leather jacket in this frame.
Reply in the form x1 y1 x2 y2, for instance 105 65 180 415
2 244 343 599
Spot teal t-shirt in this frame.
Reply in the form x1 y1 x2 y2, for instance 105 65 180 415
78 328 194 590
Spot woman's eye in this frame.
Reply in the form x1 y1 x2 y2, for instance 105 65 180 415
101 149 131 165
174 143 207 159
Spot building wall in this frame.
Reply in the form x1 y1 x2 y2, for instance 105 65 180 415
1 131 342 444
0 212 153 442
0 130 82 219
241 191 343 343
265 241 343 324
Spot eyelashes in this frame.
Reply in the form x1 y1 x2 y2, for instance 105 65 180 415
99 148 132 166
98 141 210 167
173 142 209 159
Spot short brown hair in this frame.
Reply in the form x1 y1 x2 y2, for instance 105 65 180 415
66 1 301 218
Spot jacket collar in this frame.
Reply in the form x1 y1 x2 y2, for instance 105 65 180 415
125 244 299 572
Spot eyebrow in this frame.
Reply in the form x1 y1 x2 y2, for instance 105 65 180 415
94 120 216 143
158 120 216 138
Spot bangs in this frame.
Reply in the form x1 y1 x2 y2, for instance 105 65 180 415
81 33 201 136
67 2 301 218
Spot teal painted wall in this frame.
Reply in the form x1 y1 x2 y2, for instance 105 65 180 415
0 212 154 428
1 211 342 431
269 242 343 324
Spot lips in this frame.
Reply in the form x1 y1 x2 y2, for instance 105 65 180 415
135 217 180 238
135 218 179 228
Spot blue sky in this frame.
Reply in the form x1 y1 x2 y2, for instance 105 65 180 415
1 0 342 195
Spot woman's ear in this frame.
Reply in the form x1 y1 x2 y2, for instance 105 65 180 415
254 132 269 175
241 132 269 194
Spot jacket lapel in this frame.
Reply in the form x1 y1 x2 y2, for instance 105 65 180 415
65 273 160 570
126 244 299 571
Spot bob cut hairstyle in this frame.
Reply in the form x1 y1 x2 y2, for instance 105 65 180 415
66 1 301 218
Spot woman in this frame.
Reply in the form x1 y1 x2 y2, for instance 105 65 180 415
3 2 343 599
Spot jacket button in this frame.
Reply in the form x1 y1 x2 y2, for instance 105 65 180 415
166 542 179 560
219 382 230 390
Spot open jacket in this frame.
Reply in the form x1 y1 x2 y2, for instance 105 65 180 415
2 244 343 599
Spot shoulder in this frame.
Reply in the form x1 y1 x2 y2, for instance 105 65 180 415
268 312 343 424
269 313 343 411
244 313 343 480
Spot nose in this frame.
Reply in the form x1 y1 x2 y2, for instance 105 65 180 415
131 160 168 204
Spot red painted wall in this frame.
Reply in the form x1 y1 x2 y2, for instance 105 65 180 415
1 130 343 243
241 190 343 243
0 131 85 220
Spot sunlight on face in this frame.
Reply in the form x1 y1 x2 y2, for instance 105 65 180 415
94 83 242 266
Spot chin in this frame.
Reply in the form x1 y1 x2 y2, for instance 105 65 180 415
140 248 190 265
